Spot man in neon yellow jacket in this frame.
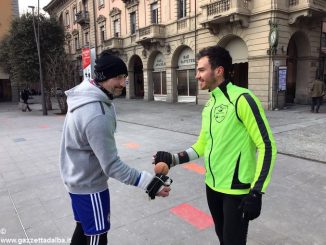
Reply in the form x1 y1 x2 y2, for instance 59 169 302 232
154 45 277 245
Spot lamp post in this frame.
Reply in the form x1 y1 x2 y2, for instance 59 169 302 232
28 1 47 115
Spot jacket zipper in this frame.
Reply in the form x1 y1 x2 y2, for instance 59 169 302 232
208 94 216 186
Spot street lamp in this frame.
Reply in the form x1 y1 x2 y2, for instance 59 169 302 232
28 1 47 115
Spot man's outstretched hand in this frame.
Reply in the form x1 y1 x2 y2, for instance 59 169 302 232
153 151 173 168
156 185 171 198
146 173 173 199
137 171 172 200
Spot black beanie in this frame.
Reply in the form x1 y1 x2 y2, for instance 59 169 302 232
94 52 128 82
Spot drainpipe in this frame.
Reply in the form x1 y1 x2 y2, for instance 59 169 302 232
144 0 146 25
268 0 275 110
92 0 98 57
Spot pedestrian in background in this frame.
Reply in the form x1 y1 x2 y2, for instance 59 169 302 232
153 45 277 245
20 89 32 112
310 76 325 113
60 51 172 245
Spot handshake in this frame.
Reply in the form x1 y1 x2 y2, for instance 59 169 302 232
139 151 173 200
144 151 263 222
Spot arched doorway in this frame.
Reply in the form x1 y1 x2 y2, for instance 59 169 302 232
134 56 144 98
0 78 11 102
128 55 144 99
286 37 298 103
286 32 311 104
224 37 248 88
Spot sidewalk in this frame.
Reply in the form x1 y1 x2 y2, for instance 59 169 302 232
0 98 325 245
13 95 326 164
112 99 326 164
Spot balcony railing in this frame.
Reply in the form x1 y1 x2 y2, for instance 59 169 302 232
200 0 252 28
289 0 298 6
207 0 231 16
289 0 326 9
202 0 251 16
122 0 139 8
176 17 197 33
103 37 123 50
177 18 188 30
136 24 165 42
76 11 90 25
289 0 326 24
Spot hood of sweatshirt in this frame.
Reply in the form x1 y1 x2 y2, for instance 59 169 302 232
65 80 111 112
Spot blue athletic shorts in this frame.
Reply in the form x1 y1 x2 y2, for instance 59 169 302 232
69 189 110 236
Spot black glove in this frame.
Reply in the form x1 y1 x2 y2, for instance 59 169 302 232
146 174 173 200
238 190 262 220
153 151 173 168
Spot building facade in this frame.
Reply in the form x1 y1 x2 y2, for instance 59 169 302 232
44 0 326 109
320 21 326 82
0 0 19 102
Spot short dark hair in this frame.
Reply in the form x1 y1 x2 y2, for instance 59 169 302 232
197 45 232 80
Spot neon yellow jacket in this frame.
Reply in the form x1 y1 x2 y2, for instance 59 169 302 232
192 82 277 195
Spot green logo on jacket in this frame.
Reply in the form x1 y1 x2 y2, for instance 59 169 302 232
214 104 228 123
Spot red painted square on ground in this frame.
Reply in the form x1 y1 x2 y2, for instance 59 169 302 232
122 142 140 149
182 162 205 175
170 203 214 230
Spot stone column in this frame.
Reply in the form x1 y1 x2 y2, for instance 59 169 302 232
126 70 135 99
144 68 154 101
166 66 177 103
248 56 274 110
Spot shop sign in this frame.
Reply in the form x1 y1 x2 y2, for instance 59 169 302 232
178 48 195 67
82 48 91 81
153 53 165 71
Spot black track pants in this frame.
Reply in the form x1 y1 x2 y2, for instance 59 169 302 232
206 185 249 245
70 222 108 245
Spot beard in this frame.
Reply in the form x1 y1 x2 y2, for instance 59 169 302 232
112 87 124 97
200 76 216 90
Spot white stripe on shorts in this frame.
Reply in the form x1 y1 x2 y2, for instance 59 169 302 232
97 192 105 229
90 194 99 231
91 192 105 231
94 193 103 230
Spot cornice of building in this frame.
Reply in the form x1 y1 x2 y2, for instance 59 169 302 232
96 15 106 23
122 0 139 9
43 0 71 13
109 7 121 17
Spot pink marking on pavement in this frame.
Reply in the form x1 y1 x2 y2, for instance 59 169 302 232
182 162 205 175
170 203 214 230
38 124 49 128
122 142 140 149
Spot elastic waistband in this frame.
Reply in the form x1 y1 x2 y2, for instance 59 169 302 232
205 182 250 195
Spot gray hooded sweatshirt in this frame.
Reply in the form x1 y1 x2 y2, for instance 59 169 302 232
60 80 141 194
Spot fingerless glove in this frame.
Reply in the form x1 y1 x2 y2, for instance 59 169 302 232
136 171 172 200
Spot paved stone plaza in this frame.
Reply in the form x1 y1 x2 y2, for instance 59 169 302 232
0 98 325 244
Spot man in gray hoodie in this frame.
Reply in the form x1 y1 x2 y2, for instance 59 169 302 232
60 51 172 245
